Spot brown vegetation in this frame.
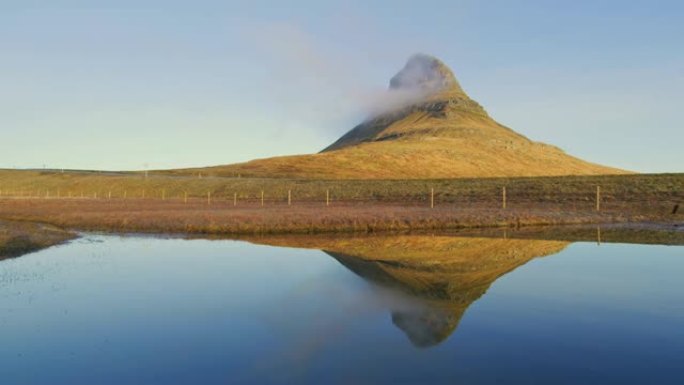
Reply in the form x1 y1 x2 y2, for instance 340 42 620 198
0 196 678 236
0 171 680 236
1 170 680 206
0 219 76 259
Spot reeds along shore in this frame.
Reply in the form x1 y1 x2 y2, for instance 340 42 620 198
0 198 679 236
0 172 681 235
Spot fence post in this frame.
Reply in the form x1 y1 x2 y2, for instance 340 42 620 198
261 190 264 207
288 190 291 206
431 188 434 209
326 189 330 206
502 187 507 209
596 185 601 211
207 191 211 205
233 192 237 207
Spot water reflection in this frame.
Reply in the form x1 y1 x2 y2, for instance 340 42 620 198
251 235 570 347
1 227 683 384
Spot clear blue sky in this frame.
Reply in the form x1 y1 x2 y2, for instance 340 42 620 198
2 1 682 172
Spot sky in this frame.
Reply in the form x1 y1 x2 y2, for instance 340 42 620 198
1 0 683 172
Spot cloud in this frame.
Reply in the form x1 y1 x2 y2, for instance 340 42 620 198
244 22 429 130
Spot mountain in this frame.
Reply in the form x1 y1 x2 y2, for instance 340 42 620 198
177 54 628 179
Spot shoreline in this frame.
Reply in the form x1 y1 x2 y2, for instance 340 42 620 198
0 219 77 259
0 198 680 238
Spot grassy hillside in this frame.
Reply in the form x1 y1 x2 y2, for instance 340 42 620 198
165 108 627 179
160 55 628 180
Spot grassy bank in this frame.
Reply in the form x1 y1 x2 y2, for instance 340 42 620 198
0 171 680 236
0 219 76 259
0 198 679 236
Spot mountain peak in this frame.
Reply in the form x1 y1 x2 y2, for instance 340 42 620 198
196 55 628 179
389 54 465 96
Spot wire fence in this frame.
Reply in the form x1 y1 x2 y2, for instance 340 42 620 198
0 185 681 214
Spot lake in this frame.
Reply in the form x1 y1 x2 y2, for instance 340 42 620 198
1 230 683 384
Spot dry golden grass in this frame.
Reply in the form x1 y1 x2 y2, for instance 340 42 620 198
0 197 677 236
0 170 680 235
1 170 680 205
167 92 629 179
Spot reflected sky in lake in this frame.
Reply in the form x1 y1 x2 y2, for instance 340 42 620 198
1 233 683 385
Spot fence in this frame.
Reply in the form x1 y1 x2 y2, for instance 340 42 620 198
1 184 680 214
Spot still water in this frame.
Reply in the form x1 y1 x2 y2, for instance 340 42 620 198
1 232 683 385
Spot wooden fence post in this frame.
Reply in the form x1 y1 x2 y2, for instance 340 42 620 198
326 189 330 206
596 185 601 211
261 190 264 207
502 187 507 209
288 190 291 206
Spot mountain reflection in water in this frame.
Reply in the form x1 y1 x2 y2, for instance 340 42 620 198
251 234 570 348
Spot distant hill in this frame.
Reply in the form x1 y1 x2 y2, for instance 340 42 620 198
169 54 629 179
